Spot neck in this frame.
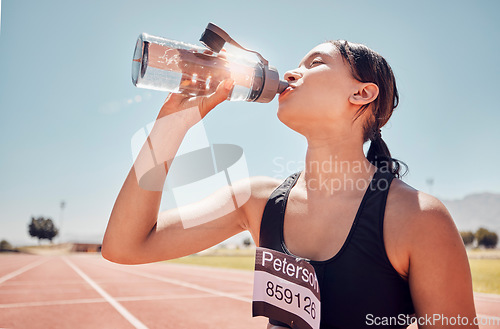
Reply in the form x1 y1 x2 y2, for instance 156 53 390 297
299 135 376 198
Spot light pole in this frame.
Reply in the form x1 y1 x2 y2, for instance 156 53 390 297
59 200 65 244
426 178 434 195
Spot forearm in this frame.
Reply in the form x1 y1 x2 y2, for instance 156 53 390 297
102 81 232 263
102 107 197 262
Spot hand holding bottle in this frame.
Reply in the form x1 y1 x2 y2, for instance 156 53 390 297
156 78 234 120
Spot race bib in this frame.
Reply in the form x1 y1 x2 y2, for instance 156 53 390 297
252 247 321 329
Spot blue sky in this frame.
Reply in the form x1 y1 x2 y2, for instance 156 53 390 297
1 0 499 246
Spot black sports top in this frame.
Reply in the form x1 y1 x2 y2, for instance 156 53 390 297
259 168 415 329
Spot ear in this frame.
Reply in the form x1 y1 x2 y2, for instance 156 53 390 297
349 82 379 106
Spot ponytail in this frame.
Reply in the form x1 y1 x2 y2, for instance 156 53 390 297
366 128 408 178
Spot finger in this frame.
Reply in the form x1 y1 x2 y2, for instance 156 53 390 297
219 49 227 60
157 92 190 119
163 92 188 105
199 79 233 117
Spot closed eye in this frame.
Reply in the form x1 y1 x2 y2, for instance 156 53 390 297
310 59 324 67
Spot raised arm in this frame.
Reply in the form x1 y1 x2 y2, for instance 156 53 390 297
102 79 254 264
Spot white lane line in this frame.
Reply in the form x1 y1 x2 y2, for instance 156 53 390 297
103 264 252 303
115 293 216 302
114 290 251 303
1 280 95 286
475 297 500 304
475 296 500 303
0 293 225 309
475 292 500 298
97 260 253 284
63 257 149 329
0 298 106 308
164 266 253 284
0 288 87 295
0 258 47 284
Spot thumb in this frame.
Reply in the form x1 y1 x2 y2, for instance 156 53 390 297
199 79 233 117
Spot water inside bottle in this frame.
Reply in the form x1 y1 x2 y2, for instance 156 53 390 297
132 36 259 101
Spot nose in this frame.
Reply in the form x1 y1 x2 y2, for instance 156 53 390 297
284 69 301 82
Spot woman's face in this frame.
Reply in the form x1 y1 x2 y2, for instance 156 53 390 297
277 43 362 135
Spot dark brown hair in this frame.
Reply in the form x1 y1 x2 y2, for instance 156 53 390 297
330 40 408 178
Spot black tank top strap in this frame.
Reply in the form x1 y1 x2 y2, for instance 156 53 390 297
259 171 301 250
350 168 397 270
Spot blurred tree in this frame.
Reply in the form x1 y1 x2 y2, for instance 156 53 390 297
460 231 475 246
28 217 41 242
0 239 14 251
475 227 498 249
28 216 59 243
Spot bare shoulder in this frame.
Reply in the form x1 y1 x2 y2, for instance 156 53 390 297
387 178 461 252
389 178 455 227
239 175 283 216
383 178 465 279
230 175 282 203
235 175 283 243
247 175 283 199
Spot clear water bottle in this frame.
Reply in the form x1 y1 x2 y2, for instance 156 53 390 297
132 24 288 103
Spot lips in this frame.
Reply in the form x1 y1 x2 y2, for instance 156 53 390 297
278 86 294 101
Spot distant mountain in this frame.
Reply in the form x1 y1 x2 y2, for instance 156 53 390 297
440 193 500 234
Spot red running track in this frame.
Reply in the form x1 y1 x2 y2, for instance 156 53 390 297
0 254 499 329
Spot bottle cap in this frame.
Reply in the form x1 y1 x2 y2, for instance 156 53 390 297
200 22 287 103
199 23 228 53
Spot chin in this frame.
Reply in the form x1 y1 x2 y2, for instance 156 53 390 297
277 103 292 124
277 104 307 134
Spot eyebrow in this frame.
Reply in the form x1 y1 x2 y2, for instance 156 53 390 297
299 51 331 67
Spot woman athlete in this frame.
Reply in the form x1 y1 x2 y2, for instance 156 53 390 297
103 40 478 328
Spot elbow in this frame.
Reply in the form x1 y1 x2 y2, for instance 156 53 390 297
101 237 149 265
101 219 157 264
101 241 124 264
101 231 116 262
101 244 115 263
101 222 136 264
101 238 133 265
101 245 136 265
